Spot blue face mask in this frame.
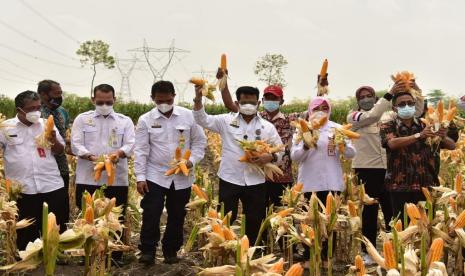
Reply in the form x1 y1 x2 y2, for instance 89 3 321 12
397 105 416 119
263 100 280 112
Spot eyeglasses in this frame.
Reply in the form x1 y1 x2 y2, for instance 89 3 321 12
396 101 415 107
95 101 114 106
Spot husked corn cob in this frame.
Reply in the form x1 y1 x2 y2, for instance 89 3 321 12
325 192 334 216
427 238 444 266
421 187 432 203
383 240 397 269
395 220 403 232
192 184 209 201
437 100 444 122
277 208 294 218
454 209 465 229
268 257 284 273
189 77 207 86
456 174 462 193
406 203 421 224
348 200 357 217
285 263 304 276
320 59 328 77
354 255 366 276
220 54 227 70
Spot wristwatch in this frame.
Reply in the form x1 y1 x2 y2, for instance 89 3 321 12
414 133 421 139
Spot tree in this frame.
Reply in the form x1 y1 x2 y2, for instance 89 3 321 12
254 53 288 88
426 89 446 106
76 40 115 96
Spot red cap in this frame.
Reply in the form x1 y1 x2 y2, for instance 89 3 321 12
263 85 283 98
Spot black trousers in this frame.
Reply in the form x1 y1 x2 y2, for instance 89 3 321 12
390 191 425 221
355 168 392 247
16 188 67 250
76 184 128 260
219 179 267 245
139 181 191 257
61 173 70 233
265 181 292 207
303 191 337 259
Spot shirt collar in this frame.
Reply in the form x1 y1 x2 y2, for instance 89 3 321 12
152 105 179 119
396 116 421 127
93 110 116 119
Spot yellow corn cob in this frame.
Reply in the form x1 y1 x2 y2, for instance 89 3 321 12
348 200 357 217
240 235 249 263
437 100 444 122
189 77 207 86
268 258 284 273
325 192 334 216
454 209 465 229
223 227 236 241
311 115 328 129
354 255 366 276
300 223 314 240
183 149 191 161
427 238 444 266
208 208 218 219
285 263 304 276
450 197 456 212
165 167 178 176
5 179 11 194
455 174 462 193
406 203 421 224
175 147 182 160
277 208 294 218
320 59 328 78
220 54 227 70
383 240 397 269
85 207 94 224
447 107 457 121
339 128 361 139
192 184 209 201
421 187 432 203
179 162 189 176
212 223 225 239
44 115 55 140
299 119 310 132
292 183 303 192
85 193 93 207
94 162 105 182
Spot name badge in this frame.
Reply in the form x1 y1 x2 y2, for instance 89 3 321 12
37 148 46 158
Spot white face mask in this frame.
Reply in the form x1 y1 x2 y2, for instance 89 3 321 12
24 110 41 124
239 104 258 116
157 103 173 114
95 104 113 116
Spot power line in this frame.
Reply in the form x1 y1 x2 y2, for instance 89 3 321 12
19 0 81 45
0 19 78 61
0 43 84 70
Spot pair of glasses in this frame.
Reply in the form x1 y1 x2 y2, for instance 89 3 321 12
396 101 415 107
95 101 114 106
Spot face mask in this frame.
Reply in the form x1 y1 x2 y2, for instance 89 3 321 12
157 103 173 114
24 110 41 124
358 97 376 111
95 104 113 116
397 105 416 119
239 104 258 116
458 99 465 112
49 95 63 109
263 101 280 112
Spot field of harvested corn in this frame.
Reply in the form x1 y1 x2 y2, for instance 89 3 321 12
1 108 465 276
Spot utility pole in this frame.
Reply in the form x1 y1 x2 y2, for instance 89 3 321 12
128 39 189 83
115 55 138 101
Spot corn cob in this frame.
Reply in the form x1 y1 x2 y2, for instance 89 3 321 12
223 227 236 240
277 208 294 218
325 192 334 216
455 174 462 193
446 107 457 121
240 235 249 264
94 162 105 182
427 238 443 267
192 184 209 201
406 203 421 224
85 206 94 224
220 54 227 70
437 100 444 122
44 115 54 140
454 209 465 229
354 255 366 276
320 59 328 78
285 263 304 276
348 200 357 217
208 208 218 219
422 187 432 203
175 147 182 160
395 220 403 232
189 77 207 86
212 223 225 239
339 128 361 139
268 257 284 273
384 240 397 269
5 178 11 194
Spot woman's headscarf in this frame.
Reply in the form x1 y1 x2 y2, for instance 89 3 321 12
308 96 331 117
355 86 375 100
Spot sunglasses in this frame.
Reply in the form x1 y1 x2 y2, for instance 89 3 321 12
95 101 114 106
396 101 415 107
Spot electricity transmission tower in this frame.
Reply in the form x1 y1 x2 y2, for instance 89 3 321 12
115 55 138 101
128 39 189 83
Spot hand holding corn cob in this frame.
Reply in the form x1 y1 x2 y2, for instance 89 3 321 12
35 115 56 149
165 147 192 177
317 59 329 96
237 139 284 181
190 77 217 101
93 154 117 185
217 54 228 91
333 124 360 158
391 71 423 100
291 113 328 148
420 100 456 147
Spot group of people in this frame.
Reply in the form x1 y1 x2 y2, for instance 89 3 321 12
0 70 459 267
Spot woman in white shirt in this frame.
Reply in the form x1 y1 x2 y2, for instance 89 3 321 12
291 97 356 263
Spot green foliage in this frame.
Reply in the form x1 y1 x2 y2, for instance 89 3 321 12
254 53 288 88
0 95 15 118
426 89 446 106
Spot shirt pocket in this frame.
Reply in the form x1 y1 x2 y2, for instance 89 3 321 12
148 127 166 142
110 128 125 148
227 126 244 141
83 125 98 146
5 132 25 154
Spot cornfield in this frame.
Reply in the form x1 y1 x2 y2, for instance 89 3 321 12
1 99 465 275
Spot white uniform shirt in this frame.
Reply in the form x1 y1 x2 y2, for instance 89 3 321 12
134 106 207 190
291 121 356 192
0 116 64 194
71 110 135 186
193 107 283 186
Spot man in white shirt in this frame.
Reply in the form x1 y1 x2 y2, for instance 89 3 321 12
135 81 206 265
71 84 135 264
193 85 283 246
0 91 66 250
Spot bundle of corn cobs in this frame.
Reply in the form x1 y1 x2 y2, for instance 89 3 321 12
421 100 457 147
93 154 118 185
391 71 423 100
237 140 285 181
291 113 328 148
333 123 360 158
165 147 191 176
35 115 55 149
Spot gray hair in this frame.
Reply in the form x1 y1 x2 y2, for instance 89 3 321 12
15 90 40 108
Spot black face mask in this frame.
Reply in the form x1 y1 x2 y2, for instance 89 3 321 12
48 95 63 109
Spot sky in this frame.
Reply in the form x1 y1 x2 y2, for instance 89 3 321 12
1 0 465 104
